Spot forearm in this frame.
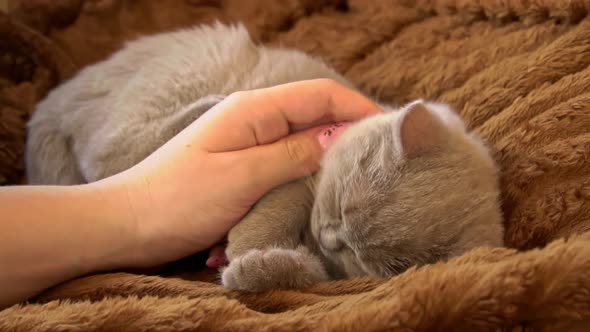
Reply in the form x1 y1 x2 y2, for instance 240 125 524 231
0 182 136 309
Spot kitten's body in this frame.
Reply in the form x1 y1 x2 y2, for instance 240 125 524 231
26 23 504 291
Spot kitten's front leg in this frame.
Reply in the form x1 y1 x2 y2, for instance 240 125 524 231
222 178 329 291
224 179 312 260
221 246 329 292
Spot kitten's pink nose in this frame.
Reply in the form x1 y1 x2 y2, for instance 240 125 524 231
317 122 352 149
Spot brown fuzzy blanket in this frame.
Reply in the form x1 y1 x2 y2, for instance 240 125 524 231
2 0 590 331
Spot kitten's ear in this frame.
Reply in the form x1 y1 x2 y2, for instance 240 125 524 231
397 101 446 158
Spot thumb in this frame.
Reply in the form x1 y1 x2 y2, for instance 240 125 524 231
234 121 353 198
241 129 324 195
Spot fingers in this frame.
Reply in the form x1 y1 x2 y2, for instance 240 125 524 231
193 79 382 153
228 127 325 198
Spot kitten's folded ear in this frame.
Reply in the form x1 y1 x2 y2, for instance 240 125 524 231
396 101 447 158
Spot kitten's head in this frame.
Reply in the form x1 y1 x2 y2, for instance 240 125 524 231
310 100 503 278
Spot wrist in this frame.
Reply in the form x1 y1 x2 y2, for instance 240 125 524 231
87 170 185 269
78 179 144 271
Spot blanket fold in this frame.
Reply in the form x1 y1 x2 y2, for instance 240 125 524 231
3 234 590 331
1 0 590 331
0 11 75 185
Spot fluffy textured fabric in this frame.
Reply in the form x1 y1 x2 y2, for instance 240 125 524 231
1 0 590 330
0 11 75 184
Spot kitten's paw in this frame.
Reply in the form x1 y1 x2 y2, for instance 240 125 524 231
221 247 328 292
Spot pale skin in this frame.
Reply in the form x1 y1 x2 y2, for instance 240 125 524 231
0 79 382 309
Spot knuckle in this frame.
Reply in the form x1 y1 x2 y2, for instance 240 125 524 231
284 138 309 165
225 90 250 104
315 78 339 89
312 78 340 110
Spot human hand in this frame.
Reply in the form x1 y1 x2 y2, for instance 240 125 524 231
102 79 382 268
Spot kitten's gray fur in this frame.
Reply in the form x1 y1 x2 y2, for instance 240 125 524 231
26 23 504 291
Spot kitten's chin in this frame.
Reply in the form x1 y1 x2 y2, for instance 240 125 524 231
325 252 371 278
343 265 370 278
351 261 387 278
347 252 404 279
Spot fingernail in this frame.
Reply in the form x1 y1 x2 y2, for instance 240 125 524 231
317 121 353 149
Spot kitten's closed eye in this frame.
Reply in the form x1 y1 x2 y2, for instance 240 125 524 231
319 226 345 252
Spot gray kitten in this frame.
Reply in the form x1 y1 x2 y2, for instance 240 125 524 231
25 22 504 291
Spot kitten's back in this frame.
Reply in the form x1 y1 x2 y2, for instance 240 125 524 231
26 23 354 184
